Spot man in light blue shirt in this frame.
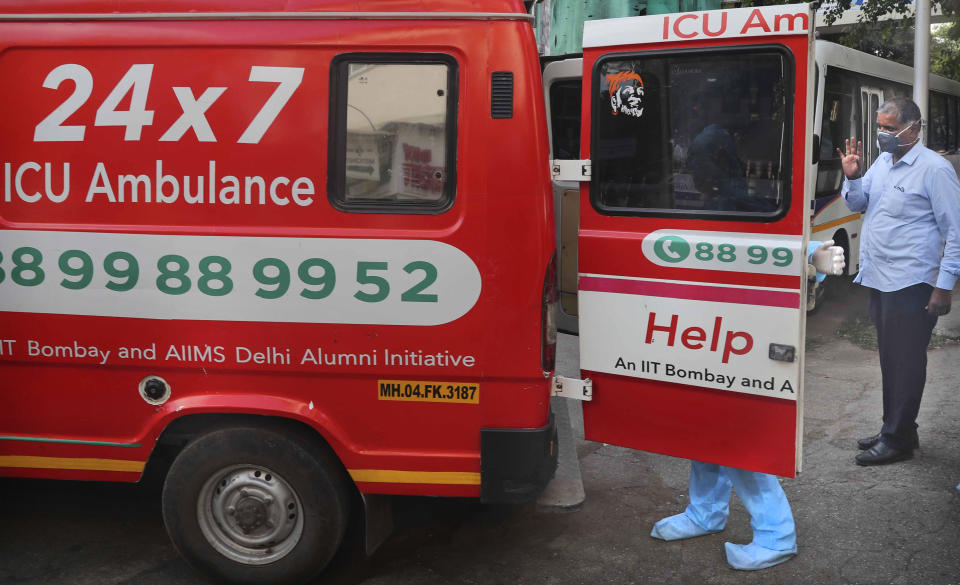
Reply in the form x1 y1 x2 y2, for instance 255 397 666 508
838 96 960 466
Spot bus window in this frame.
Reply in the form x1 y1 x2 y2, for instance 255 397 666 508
816 66 857 198
947 96 960 152
550 79 582 160
948 95 958 153
878 79 910 103
930 92 949 153
861 75 907 165
862 90 881 166
591 48 791 219
329 55 457 212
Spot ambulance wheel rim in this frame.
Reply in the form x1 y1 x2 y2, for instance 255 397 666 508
197 464 304 565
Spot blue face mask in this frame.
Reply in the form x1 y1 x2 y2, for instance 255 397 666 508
877 121 919 153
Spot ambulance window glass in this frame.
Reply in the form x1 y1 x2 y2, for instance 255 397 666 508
331 58 456 212
591 50 791 219
550 79 582 159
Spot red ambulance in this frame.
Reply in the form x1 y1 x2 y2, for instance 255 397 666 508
0 1 817 584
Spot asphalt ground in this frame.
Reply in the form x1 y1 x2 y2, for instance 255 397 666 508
2 276 959 585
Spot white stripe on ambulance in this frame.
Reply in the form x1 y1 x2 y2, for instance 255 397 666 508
0 230 482 326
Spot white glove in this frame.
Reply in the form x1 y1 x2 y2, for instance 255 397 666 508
811 239 845 276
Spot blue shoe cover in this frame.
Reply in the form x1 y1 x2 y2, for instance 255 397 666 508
956 483 959 492
650 513 720 541
724 541 796 570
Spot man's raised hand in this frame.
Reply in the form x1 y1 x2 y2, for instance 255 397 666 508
836 136 863 179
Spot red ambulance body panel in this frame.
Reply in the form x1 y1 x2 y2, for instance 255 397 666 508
0 0 556 502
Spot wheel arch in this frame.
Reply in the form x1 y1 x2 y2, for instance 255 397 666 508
157 412 340 456
141 394 357 490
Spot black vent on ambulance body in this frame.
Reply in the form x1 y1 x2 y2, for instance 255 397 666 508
491 71 514 119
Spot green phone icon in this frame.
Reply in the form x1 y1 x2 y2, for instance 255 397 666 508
653 235 690 263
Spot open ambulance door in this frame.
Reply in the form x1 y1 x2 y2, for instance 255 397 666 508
575 4 815 477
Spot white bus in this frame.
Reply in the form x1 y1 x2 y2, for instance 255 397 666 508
546 39 960 330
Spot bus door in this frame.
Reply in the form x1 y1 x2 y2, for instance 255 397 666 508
861 87 884 166
575 4 815 476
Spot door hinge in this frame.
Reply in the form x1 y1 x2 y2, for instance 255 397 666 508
552 375 593 401
551 159 591 182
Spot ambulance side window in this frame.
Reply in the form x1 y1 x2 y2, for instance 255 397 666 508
591 47 792 220
330 55 457 213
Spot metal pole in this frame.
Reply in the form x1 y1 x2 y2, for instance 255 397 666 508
537 0 551 56
914 0 931 144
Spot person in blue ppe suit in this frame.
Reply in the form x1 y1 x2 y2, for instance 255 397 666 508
650 240 845 571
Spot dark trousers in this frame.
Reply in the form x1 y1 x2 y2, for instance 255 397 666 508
868 283 938 450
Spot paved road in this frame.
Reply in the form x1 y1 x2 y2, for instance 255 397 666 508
2 278 959 585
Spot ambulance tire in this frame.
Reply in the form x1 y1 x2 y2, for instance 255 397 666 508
161 426 349 585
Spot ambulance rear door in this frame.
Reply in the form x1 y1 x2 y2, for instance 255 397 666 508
576 4 815 476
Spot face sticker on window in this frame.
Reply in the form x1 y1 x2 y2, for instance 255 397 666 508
607 71 644 118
